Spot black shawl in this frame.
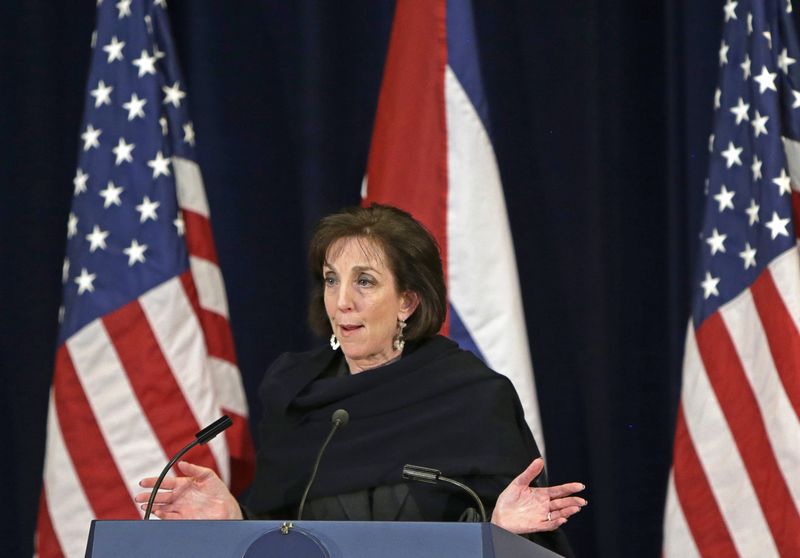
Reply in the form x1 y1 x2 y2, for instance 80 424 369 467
246 335 540 515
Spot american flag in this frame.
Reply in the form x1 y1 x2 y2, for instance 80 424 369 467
35 1 254 556
663 0 800 556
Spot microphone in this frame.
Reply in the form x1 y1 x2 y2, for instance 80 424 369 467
297 409 350 520
144 415 233 520
402 464 487 522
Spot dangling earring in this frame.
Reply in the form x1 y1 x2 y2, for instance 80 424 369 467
393 319 407 351
330 333 340 350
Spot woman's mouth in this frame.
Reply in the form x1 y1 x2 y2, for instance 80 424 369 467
339 324 363 336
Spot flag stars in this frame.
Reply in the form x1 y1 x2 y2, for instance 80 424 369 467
739 243 757 269
714 185 735 212
747 12 753 34
174 211 185 236
746 199 760 225
719 40 730 66
116 0 132 18
99 181 124 208
778 48 796 74
793 90 800 109
721 141 743 168
136 196 160 222
159 116 169 136
85 225 109 252
772 168 792 195
714 88 721 109
706 228 728 255
723 0 737 21
102 36 125 63
751 155 763 180
73 168 89 195
67 213 78 238
123 93 146 120
132 50 157 77
183 122 195 146
729 97 749 124
112 137 135 165
708 133 715 152
751 110 768 136
763 31 773 50
154 0 167 8
62 257 70 283
90 80 113 108
740 54 751 79
81 124 102 151
162 82 186 108
766 211 790 239
74 268 97 295
754 66 777 93
701 272 721 299
123 239 148 266
147 151 171 178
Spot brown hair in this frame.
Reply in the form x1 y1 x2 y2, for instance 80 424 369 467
308 204 446 341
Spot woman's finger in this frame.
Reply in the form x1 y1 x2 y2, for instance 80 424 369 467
511 458 545 487
549 496 588 511
546 481 586 499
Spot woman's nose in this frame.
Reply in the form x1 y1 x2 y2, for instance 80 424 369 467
336 285 354 310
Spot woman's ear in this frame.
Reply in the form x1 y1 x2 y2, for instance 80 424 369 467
399 291 420 321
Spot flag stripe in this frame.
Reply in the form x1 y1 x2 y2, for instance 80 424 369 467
52 346 140 520
662 471 701 558
102 297 220 474
695 313 800 556
174 156 210 218
42 391 99 558
721 286 800 511
139 275 231 482
66 320 170 501
36 489 64 558
672 406 737 557
189 255 230 318
183 209 219 264
753 267 800 419
180 271 238 364
682 322 779 557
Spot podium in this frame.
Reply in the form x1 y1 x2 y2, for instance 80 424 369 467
85 520 564 557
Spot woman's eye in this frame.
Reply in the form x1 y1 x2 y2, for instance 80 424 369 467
357 276 374 287
324 276 337 286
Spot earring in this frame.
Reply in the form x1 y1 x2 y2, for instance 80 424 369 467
393 319 407 351
330 334 340 350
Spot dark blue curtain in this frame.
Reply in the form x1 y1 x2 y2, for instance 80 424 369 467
0 1 728 556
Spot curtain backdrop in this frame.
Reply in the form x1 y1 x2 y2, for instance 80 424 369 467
0 1 726 556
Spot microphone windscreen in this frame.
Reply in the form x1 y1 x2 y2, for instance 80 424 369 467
331 409 350 427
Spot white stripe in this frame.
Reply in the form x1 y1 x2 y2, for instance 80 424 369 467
444 64 544 451
681 323 780 557
66 320 169 507
719 289 800 510
43 390 95 558
209 356 249 416
768 247 800 336
662 470 701 558
139 277 231 484
781 136 800 193
190 256 230 319
174 156 210 217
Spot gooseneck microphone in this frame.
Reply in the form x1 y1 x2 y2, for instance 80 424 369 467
297 409 350 520
402 464 488 522
144 415 233 520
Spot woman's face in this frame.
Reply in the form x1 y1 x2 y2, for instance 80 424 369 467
323 237 417 373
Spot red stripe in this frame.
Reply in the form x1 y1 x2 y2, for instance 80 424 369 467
750 270 800 418
791 191 800 238
180 271 237 364
224 411 255 495
695 312 800 556
183 209 219 264
672 404 737 557
363 0 450 334
102 300 219 474
35 488 65 558
53 345 140 519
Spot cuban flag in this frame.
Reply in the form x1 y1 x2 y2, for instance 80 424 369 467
362 0 544 449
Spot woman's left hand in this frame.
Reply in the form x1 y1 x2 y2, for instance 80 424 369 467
490 458 586 534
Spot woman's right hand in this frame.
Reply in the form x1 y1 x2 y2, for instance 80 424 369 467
135 461 243 520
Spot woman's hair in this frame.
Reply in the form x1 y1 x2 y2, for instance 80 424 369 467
308 204 447 341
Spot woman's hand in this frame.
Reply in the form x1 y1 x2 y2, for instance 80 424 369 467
491 458 586 534
134 461 243 520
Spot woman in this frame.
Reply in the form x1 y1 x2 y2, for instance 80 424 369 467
136 205 585 554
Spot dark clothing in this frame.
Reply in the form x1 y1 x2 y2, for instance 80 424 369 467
245 335 571 556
